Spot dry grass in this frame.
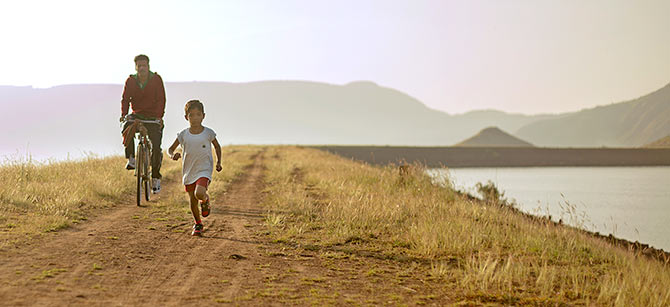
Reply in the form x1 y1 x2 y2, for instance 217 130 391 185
0 146 258 248
0 156 134 246
261 146 670 306
3 145 668 305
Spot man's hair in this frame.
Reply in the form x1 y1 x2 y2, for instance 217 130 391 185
185 99 205 116
134 54 150 63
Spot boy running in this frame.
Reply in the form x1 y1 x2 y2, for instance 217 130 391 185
167 100 222 236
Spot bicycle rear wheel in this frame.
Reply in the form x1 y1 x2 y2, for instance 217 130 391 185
136 145 144 206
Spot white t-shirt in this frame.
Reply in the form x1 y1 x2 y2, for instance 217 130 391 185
177 126 217 185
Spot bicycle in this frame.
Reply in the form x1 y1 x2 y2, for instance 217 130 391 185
122 115 162 206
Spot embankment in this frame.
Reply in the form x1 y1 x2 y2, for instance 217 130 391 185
313 146 670 167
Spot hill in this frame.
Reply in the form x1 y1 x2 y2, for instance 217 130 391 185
0 81 553 160
2 80 670 160
644 135 670 148
159 81 559 146
515 82 670 147
455 126 534 147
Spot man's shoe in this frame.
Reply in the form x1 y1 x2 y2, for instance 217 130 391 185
152 178 161 194
200 198 210 218
125 157 136 170
191 223 203 236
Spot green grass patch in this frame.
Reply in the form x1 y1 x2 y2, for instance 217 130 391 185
33 268 67 280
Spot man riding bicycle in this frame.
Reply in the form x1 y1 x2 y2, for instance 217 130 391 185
120 54 166 194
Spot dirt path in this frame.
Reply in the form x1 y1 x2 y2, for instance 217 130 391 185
0 150 448 306
0 151 271 306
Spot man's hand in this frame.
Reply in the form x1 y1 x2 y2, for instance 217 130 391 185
171 152 181 161
119 116 126 123
216 163 222 172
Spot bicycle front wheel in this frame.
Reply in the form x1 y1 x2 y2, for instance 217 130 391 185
144 146 151 202
136 145 143 206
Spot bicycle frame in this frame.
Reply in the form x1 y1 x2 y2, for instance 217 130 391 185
134 125 152 178
123 117 161 206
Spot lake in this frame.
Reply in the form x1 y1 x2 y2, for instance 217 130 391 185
427 167 670 251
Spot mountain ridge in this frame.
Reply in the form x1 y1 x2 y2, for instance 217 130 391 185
515 82 670 147
1 80 669 160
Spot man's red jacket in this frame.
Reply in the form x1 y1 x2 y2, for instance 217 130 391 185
121 72 166 119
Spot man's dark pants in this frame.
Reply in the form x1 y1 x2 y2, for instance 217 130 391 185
123 121 163 179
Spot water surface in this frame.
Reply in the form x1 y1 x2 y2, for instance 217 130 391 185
428 167 670 251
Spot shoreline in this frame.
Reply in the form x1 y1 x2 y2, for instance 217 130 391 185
315 145 670 264
479 193 670 265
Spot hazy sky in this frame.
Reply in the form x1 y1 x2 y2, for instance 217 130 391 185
1 0 668 114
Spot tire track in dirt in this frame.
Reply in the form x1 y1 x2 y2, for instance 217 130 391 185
124 149 268 305
162 149 267 304
113 149 268 305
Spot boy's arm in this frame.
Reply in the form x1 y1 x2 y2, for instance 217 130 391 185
212 138 222 172
167 138 181 160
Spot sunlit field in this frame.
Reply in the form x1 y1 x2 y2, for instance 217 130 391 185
262 146 670 306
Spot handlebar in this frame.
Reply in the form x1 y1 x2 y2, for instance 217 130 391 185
122 115 162 125
125 119 162 124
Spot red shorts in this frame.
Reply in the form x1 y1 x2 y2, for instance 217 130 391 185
185 177 210 193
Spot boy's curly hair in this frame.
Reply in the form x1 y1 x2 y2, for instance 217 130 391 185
185 99 205 116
